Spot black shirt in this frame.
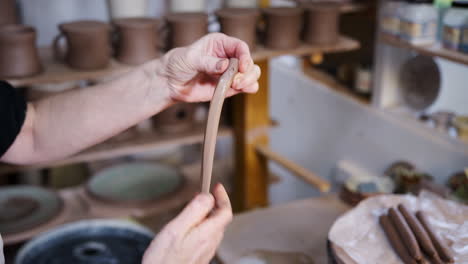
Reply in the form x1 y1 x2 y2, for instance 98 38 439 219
0 81 26 157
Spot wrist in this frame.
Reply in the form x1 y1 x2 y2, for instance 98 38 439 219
140 58 175 112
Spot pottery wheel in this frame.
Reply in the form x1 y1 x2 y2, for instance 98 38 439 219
399 55 441 111
15 219 154 264
87 162 184 204
0 186 62 235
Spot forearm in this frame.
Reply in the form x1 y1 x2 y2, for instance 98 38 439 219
3 60 172 164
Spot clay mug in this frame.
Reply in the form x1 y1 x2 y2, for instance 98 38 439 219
54 20 112 70
262 7 303 49
113 18 160 65
0 0 18 25
153 103 196 133
302 3 340 45
0 25 42 78
216 8 260 51
164 12 208 50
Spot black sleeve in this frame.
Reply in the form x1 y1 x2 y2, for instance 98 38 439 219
0 81 27 157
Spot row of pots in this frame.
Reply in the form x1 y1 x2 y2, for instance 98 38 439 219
0 5 341 78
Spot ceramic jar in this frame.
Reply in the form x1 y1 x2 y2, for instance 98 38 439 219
303 4 340 45
0 0 18 25
0 25 42 78
165 13 208 50
54 21 112 70
113 18 160 65
262 7 303 49
153 103 196 133
216 8 260 50
107 0 148 19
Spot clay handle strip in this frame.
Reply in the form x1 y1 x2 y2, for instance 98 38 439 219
379 214 417 264
416 211 454 264
388 208 423 261
255 145 331 192
201 58 239 193
397 204 438 258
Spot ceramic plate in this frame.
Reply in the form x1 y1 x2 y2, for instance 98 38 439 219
87 162 184 204
0 186 62 234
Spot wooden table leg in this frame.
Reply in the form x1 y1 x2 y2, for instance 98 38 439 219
232 59 270 212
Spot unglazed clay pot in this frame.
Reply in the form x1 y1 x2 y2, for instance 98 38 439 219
262 7 303 49
0 25 42 78
0 0 18 25
302 3 340 45
54 21 112 70
113 18 160 65
165 12 208 50
153 103 196 133
216 8 260 50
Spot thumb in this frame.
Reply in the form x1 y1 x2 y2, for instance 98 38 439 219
198 56 229 74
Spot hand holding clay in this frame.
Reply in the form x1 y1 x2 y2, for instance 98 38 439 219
155 32 261 103
142 184 232 264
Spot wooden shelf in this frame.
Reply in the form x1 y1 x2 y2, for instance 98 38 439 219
381 34 468 66
303 66 370 106
0 125 233 175
385 106 468 153
252 36 360 62
7 36 359 87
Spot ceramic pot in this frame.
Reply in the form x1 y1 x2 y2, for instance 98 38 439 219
453 116 468 143
0 0 18 25
107 0 148 20
153 103 196 133
54 21 112 70
15 219 153 264
170 0 206 12
302 3 340 45
216 8 260 50
113 18 160 65
0 25 42 78
165 13 208 50
262 7 303 49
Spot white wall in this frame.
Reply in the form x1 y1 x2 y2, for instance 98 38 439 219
268 58 468 205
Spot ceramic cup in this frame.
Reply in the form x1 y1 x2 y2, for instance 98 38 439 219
216 8 260 51
165 12 208 50
54 20 112 70
302 3 340 45
0 25 42 78
113 18 160 65
262 7 303 49
153 103 196 133
0 0 18 25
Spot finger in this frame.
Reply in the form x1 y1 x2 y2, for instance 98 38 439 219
214 34 252 73
166 193 215 234
197 184 233 235
232 64 261 90
197 56 229 75
241 82 259 94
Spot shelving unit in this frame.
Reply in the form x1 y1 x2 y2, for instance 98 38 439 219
372 0 468 155
0 125 232 175
2 30 360 210
6 36 359 88
380 34 468 66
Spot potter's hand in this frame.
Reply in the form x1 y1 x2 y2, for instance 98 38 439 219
155 33 261 103
142 184 232 264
